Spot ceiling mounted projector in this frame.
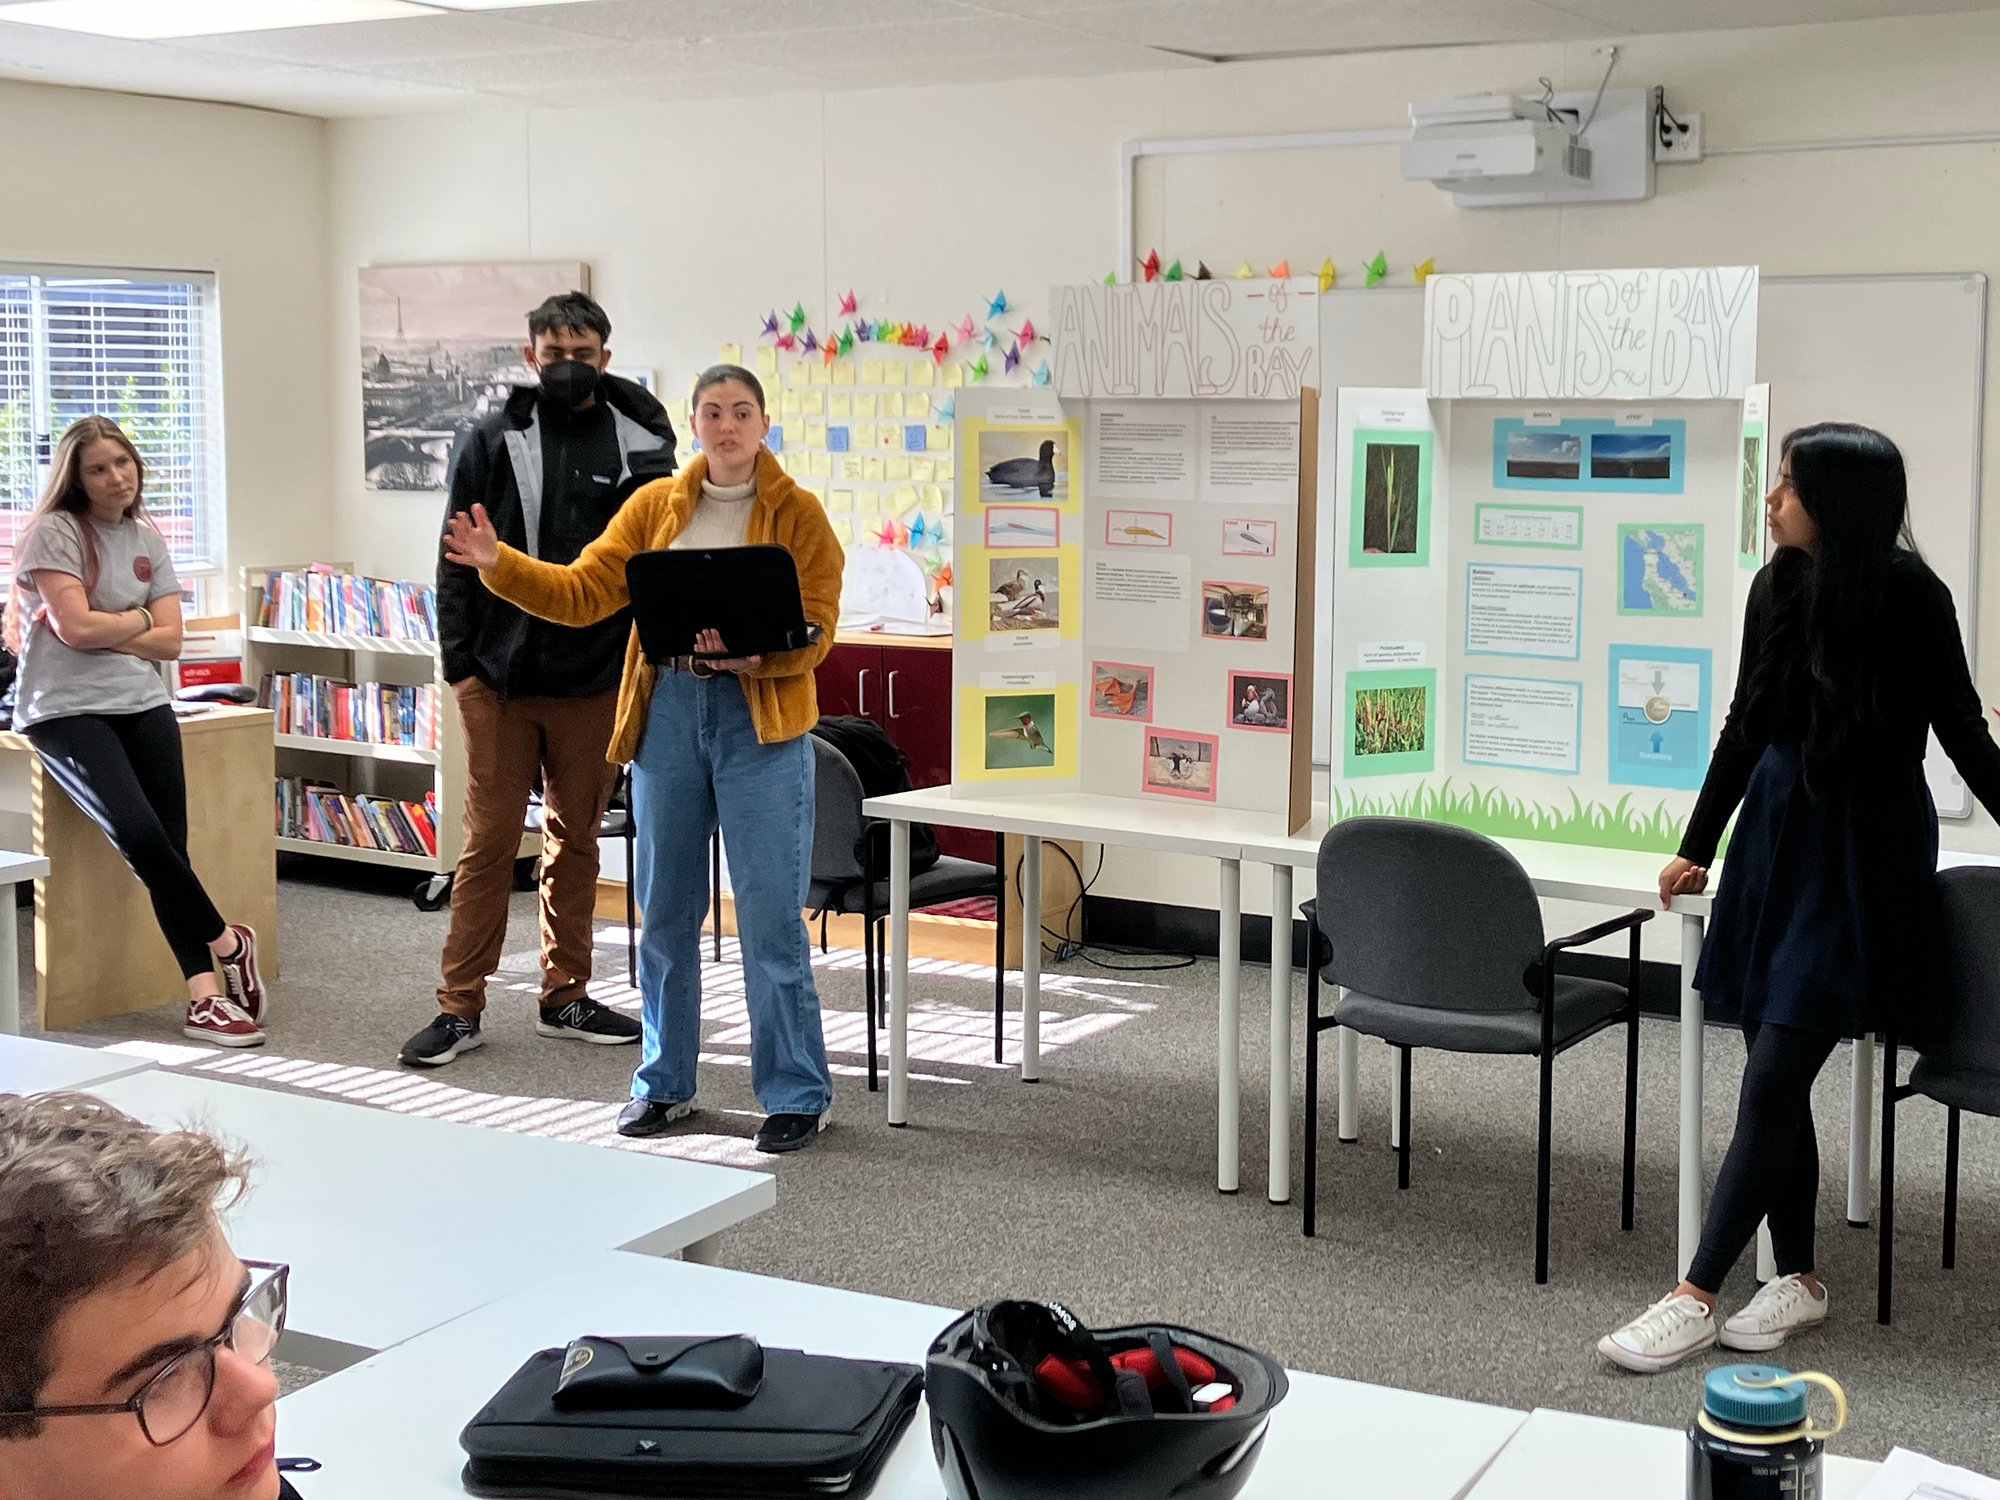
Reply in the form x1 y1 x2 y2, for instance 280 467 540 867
1401 89 1654 208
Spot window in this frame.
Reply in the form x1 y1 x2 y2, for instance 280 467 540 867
0 265 224 584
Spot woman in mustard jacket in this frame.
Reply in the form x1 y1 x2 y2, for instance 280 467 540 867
445 364 842 1153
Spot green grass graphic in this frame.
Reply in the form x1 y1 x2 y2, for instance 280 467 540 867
1327 779 1691 854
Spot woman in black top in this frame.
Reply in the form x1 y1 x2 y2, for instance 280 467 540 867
1599 423 2000 1374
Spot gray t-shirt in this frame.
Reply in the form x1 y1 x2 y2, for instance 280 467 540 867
12 512 178 729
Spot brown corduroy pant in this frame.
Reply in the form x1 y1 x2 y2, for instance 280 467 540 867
437 679 619 1017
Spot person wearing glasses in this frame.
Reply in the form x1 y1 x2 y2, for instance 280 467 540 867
0 1092 295 1500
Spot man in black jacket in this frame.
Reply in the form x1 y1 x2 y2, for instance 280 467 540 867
401 291 675 1068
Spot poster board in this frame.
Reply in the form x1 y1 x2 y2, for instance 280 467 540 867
951 370 1317 832
1324 265 1760 855
1312 272 1987 819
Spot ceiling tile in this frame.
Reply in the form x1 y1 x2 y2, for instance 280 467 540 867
1029 0 1599 57
488 0 976 43
154 9 597 64
1526 0 2000 30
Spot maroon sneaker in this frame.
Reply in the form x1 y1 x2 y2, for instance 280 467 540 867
184 995 265 1048
217 923 266 1025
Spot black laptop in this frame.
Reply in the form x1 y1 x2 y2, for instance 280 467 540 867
624 545 820 662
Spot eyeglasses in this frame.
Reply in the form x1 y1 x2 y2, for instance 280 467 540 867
15 1260 288 1446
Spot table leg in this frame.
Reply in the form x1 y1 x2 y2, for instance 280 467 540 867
1336 1025 1359 1144
1020 835 1042 1083
887 820 912 1127
0 889 18 1035
1679 912 1707 1274
1269 863 1293 1205
682 1233 722 1267
1847 1035 1875 1226
1218 857 1241 1194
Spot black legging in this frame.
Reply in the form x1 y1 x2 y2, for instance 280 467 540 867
1686 1020 1841 1293
24 706 226 981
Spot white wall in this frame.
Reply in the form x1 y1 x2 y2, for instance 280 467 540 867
0 80 337 595
321 10 2000 927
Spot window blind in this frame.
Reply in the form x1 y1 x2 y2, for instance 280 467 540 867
0 266 224 580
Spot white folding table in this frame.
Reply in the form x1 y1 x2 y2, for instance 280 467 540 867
88 1070 776 1366
277 1250 1530 1500
1463 1407 1879 1500
0 849 51 1034
0 1033 153 1094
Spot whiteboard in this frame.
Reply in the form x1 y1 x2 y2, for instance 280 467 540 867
1311 273 1988 818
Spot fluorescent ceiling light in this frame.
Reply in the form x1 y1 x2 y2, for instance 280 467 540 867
419 2 602 9
0 0 436 39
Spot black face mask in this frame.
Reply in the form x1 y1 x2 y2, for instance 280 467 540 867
536 359 601 412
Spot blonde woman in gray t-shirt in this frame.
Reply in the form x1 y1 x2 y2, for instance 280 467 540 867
4 417 266 1046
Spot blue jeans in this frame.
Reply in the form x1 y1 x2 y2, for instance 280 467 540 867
629 670 832 1116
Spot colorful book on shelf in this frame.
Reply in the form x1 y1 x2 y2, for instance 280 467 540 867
256 566 438 643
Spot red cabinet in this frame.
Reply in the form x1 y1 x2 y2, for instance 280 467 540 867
816 635 988 865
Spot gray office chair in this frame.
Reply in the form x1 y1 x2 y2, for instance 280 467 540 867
1302 817 1649 1283
805 733 1005 1093
1877 864 2000 1323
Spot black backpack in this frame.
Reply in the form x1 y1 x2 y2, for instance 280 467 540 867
809 715 940 878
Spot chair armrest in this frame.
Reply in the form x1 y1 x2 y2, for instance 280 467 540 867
1541 907 1652 962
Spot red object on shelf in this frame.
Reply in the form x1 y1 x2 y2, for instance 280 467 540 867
177 659 242 688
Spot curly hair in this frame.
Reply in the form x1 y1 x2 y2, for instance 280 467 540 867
0 1092 248 1439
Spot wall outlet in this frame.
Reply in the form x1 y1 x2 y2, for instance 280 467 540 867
1655 110 1704 163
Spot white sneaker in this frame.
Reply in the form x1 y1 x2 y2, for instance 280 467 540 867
1597 1293 1718 1374
1720 1274 1829 1352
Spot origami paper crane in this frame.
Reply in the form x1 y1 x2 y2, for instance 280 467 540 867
1003 342 1020 374
1234 261 1254 279
982 329 996 349
788 303 806 334
1413 257 1436 285
1102 271 1116 284
875 519 899 547
1032 360 1051 387
759 311 780 337
1365 251 1389 287
1195 262 1212 280
1164 260 1183 282
970 352 990 380
908 513 930 548
912 324 930 348
774 332 796 351
801 330 818 352
838 328 854 354
855 319 873 342
1318 256 1336 291
956 315 975 342
1269 258 1290 278
1140 249 1161 282
838 289 857 316
987 290 1008 318
1015 318 1036 344
937 394 955 420
932 334 949 364
821 339 838 368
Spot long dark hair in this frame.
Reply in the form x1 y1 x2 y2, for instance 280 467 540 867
1748 422 1917 786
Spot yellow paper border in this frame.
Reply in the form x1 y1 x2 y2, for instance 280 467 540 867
961 417 1084 515
957 542 1081 646
956 683 1079 783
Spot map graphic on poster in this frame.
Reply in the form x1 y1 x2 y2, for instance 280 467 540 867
1618 525 1703 616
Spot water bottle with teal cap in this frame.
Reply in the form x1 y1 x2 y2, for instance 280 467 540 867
1688 1363 1847 1500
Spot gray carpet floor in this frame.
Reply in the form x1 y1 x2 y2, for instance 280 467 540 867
24 867 2000 1473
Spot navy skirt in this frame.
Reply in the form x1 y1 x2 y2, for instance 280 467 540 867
1695 742 1940 1040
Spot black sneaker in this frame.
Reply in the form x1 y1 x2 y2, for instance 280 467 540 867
754 1108 829 1154
536 997 642 1045
616 1098 696 1137
399 1013 482 1068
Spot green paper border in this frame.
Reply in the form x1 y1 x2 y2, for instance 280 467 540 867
1343 667 1438 777
1615 523 1706 619
1348 427 1433 569
1738 422 1767 571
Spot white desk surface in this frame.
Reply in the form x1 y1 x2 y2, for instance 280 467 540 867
0 850 47 883
865 786 1296 860
1464 1407 1879 1500
0 1035 153 1094
89 1071 775 1354
278 1251 1528 1500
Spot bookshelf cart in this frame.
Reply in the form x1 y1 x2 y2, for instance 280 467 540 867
242 564 537 910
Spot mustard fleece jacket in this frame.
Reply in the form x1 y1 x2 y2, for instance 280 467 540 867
481 445 842 763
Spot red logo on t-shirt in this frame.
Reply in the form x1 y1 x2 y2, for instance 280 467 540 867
134 556 152 583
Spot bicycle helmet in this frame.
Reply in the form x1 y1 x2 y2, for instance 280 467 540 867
925 1300 1289 1500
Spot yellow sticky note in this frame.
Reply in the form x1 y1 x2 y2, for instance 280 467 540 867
755 347 778 375
878 425 900 451
829 392 853 418
882 362 907 387
861 360 886 385
912 361 936 387
925 484 946 509
830 489 855 513
912 458 936 483
781 391 802 416
831 516 854 544
805 420 827 445
904 393 928 420
855 393 879 418
720 342 743 364
802 391 825 415
881 392 905 419
858 491 882 517
784 362 807 389
928 424 953 451
832 363 856 387
942 364 964 388
863 456 886 482
809 452 831 477
855 423 877 448
887 457 912 482
810 362 829 386
889 485 918 513
936 456 955 481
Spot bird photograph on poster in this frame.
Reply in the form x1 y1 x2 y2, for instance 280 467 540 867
1228 670 1291 733
1090 660 1154 722
979 428 1066 502
1142 729 1218 801
989 556 1059 631
985 693 1056 769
